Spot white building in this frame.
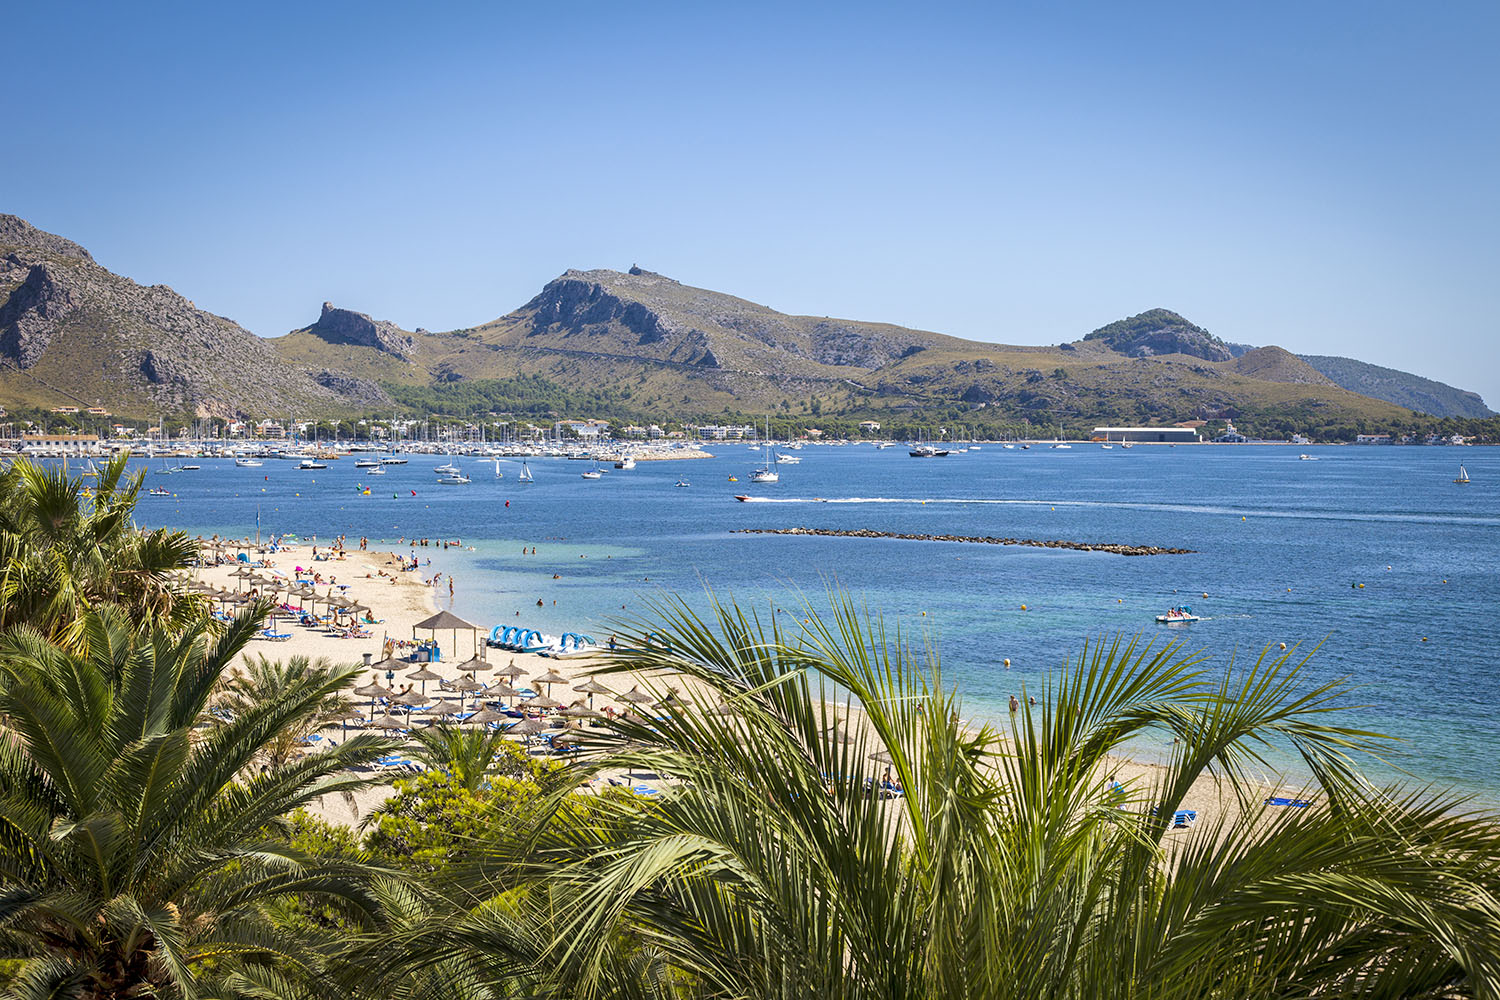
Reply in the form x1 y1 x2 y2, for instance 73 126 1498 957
1092 426 1201 443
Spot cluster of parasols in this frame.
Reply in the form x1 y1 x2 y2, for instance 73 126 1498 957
173 565 374 632
346 654 698 740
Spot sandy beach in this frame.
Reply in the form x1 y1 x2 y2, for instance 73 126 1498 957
192 537 1284 832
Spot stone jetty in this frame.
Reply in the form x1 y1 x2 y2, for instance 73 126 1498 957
731 527 1194 556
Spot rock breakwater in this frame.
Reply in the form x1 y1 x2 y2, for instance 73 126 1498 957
731 527 1194 556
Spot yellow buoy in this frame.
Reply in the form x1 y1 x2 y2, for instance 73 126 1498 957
1241 516 1245 521
1421 637 1429 642
1020 604 1028 611
1117 598 1123 603
1358 583 1365 588
1279 642 1286 650
1202 593 1208 599
1004 658 1011 668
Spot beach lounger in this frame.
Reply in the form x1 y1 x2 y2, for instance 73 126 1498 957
1172 809 1197 828
1265 797 1312 808
255 630 292 642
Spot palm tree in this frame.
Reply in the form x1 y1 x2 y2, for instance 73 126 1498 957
406 724 522 793
0 605 398 998
427 591 1500 999
0 453 205 648
216 654 361 768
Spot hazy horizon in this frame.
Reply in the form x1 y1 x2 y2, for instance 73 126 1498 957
4 1 1496 406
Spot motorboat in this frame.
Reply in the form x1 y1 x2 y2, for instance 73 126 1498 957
299 459 327 470
234 457 263 468
908 445 949 457
147 486 172 496
674 479 691 488
614 455 637 470
380 457 407 465
1155 606 1201 624
776 454 801 464
367 466 386 475
179 464 200 470
733 494 752 502
1299 454 1318 461
354 459 381 468
581 468 603 480
436 474 472 485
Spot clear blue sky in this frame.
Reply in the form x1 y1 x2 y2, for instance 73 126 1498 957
5 1 1497 407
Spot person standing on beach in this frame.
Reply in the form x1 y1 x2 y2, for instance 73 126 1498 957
1009 694 1019 713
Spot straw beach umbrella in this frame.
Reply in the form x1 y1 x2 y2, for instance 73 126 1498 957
368 714 408 731
527 694 563 711
353 679 392 717
456 654 492 674
493 660 527 681
406 666 443 698
574 677 613 709
619 686 657 707
465 707 509 726
532 668 568 697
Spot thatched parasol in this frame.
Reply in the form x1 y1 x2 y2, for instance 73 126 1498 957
619 686 657 706
492 660 527 680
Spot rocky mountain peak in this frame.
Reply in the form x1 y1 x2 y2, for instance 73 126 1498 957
0 214 94 262
304 302 419 360
1084 308 1239 362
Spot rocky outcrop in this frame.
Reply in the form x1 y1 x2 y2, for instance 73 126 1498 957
512 268 950 374
311 369 389 406
1084 308 1237 362
0 257 74 367
0 214 93 262
304 302 419 360
0 216 388 417
525 272 679 348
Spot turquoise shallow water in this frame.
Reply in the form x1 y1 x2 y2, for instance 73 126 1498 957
123 444 1499 797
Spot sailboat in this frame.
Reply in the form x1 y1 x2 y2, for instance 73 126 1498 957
1455 464 1471 485
518 461 534 484
750 417 779 482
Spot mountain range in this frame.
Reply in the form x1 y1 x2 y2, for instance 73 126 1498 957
2 215 1492 428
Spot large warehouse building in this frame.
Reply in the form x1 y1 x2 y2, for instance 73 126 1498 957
1091 426 1201 443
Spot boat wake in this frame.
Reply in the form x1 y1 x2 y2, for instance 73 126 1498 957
734 496 1500 527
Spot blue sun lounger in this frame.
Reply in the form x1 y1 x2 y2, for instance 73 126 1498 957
1265 797 1312 808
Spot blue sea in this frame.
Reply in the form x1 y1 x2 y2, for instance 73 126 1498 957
123 444 1498 799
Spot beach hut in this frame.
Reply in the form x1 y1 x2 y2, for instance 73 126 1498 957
412 609 480 661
